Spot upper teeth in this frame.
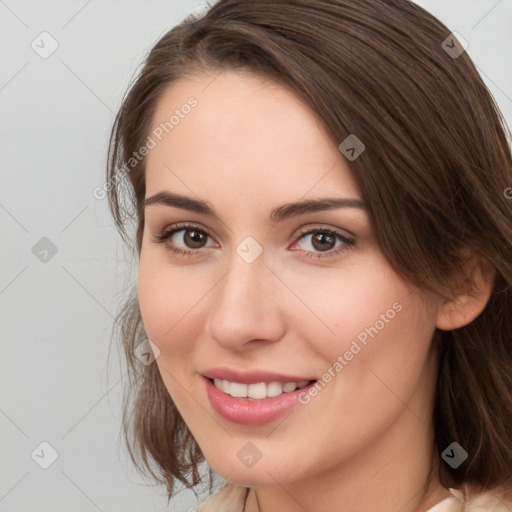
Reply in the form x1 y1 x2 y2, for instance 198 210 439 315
213 379 310 399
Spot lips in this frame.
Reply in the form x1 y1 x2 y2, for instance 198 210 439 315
201 367 318 425
202 367 317 384
212 378 311 399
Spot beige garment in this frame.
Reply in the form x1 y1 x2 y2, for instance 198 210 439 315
196 483 249 511
196 483 512 512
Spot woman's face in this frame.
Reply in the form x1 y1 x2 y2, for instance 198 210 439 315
138 70 443 487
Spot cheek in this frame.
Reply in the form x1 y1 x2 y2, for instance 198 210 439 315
137 260 204 405
137 255 202 351
292 261 437 422
289 261 410 358
320 281 438 424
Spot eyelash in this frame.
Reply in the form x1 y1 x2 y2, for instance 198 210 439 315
152 222 355 260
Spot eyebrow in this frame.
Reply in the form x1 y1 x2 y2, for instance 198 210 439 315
143 191 367 223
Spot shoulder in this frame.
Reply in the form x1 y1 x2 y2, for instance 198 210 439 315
463 488 512 512
427 487 512 512
197 483 250 512
195 484 512 512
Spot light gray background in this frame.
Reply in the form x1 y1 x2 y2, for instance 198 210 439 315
1 1 511 511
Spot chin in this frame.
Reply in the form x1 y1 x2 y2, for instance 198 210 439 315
206 451 303 487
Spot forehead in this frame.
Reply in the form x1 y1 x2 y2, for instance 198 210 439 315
144 70 361 209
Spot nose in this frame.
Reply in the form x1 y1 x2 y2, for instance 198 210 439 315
207 249 287 351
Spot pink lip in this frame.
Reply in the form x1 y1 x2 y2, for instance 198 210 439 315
203 376 317 426
202 367 316 384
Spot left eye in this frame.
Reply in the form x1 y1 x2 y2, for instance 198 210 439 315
291 228 355 258
295 229 349 252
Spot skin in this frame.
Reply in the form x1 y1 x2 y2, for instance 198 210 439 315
137 70 494 512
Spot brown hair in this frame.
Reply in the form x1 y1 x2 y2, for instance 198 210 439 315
106 0 512 505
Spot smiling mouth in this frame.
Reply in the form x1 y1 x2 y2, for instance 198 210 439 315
208 378 317 400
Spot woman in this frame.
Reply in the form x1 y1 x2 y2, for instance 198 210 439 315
106 1 512 510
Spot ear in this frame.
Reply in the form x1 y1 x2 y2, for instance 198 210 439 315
436 249 496 331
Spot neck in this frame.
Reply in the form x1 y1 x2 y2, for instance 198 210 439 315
245 433 452 512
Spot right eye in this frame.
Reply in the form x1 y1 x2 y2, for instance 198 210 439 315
153 223 218 256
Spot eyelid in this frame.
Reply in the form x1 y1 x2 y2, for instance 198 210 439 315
294 223 355 240
155 221 354 241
